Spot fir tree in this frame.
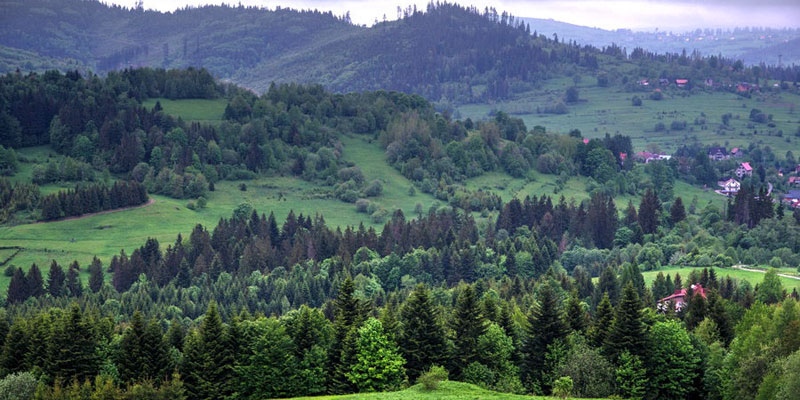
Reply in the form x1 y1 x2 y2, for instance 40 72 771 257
589 292 614 348
328 278 366 394
522 281 567 394
604 282 646 361
45 303 98 383
88 256 104 293
399 284 447 381
6 267 28 304
449 284 487 380
26 263 45 298
46 260 66 297
66 263 82 297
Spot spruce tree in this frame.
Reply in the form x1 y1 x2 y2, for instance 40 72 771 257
118 311 169 384
26 263 44 298
589 292 614 348
399 284 447 381
670 196 687 225
522 281 567 394
638 188 661 235
565 290 588 334
66 264 82 297
449 284 487 380
6 267 28 304
328 278 366 394
45 303 98 383
181 302 234 400
88 256 104 293
46 260 65 297
604 282 646 361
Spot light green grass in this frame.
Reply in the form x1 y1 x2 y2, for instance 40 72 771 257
0 136 437 291
642 266 800 293
142 98 227 123
458 81 800 155
290 381 583 400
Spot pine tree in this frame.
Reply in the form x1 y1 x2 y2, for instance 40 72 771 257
670 196 687 225
522 281 567 394
45 303 98 383
449 284 487 380
0 320 29 376
118 311 169 384
26 263 44 298
638 188 661 235
604 282 646 361
594 266 620 306
66 264 82 297
181 302 234 399
46 260 66 297
399 284 447 382
589 292 614 348
328 278 366 394
566 290 588 334
6 267 28 304
88 256 104 293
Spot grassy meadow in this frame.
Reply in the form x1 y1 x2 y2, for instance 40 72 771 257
642 265 800 293
458 76 800 155
289 381 591 400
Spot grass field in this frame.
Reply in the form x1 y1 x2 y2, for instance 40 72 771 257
458 79 800 156
641 265 800 293
142 98 227 123
290 381 588 400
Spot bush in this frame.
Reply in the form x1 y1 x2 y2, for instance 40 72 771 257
631 96 642 106
355 199 370 213
417 365 449 391
552 376 573 399
0 371 38 400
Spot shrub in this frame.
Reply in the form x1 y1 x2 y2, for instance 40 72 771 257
552 376 573 399
417 365 449 391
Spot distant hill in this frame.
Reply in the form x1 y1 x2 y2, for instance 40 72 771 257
1 0 798 102
0 0 579 101
519 17 800 66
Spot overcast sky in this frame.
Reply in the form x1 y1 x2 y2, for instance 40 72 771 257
107 0 800 31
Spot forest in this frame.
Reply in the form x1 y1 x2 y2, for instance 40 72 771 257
1 2 800 399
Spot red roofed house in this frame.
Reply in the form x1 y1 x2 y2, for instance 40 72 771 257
658 284 707 312
736 162 753 178
676 79 689 87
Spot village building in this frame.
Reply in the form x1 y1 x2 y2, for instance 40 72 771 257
717 178 740 196
658 284 707 312
735 162 753 178
708 146 729 161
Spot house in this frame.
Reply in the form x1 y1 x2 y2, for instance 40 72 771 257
718 178 740 196
638 79 650 86
659 78 670 86
735 162 753 178
788 176 800 186
675 79 689 87
658 284 707 312
730 147 744 158
635 152 672 163
708 146 729 161
784 190 800 208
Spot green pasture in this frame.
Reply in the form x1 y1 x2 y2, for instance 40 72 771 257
142 98 227 123
291 381 588 400
0 135 437 291
641 265 800 293
458 79 800 155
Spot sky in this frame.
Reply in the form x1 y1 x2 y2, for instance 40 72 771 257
107 0 800 31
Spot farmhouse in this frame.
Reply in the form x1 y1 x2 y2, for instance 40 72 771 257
675 79 689 87
735 162 753 178
717 178 740 196
635 151 671 163
658 284 707 312
784 190 800 208
708 146 729 161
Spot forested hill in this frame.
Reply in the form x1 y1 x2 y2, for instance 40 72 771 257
1 0 588 101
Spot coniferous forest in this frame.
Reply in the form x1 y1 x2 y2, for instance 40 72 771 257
2 2 800 400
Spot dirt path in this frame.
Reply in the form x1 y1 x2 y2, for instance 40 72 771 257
34 197 156 224
731 264 800 280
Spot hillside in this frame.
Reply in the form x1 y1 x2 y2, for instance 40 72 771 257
0 1 567 101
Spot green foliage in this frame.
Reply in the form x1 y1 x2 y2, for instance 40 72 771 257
417 365 449 391
644 320 700 399
0 371 37 400
347 318 406 392
615 351 646 400
551 376 573 399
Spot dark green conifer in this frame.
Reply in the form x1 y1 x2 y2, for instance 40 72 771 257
399 284 447 381
604 282 646 361
449 284 487 380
